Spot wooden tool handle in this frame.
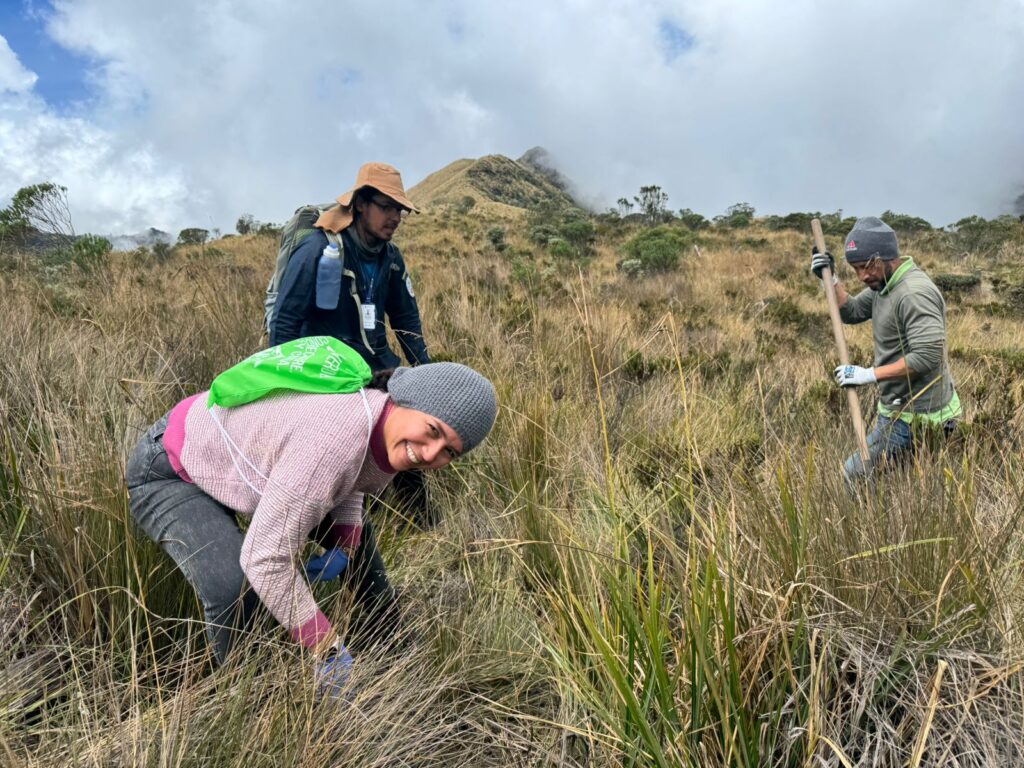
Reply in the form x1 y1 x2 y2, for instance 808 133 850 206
811 219 871 465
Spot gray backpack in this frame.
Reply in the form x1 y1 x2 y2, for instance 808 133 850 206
263 203 344 331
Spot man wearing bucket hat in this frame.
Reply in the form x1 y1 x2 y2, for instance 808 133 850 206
809 216 962 486
269 162 428 371
268 163 434 650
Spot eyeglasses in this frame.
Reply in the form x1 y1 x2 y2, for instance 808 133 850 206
852 255 882 274
369 197 407 218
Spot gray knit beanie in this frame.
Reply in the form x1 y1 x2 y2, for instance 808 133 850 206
387 363 497 453
844 216 900 263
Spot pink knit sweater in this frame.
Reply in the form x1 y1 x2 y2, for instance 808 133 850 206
173 388 394 647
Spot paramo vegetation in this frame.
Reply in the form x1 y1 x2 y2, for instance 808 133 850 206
2 168 1024 765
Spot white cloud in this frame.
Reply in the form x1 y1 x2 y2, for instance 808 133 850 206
429 90 493 144
1 0 1022 234
339 120 375 144
0 35 37 93
0 74 193 233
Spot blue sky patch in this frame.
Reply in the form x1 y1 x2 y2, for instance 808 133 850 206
0 1 95 110
659 18 695 63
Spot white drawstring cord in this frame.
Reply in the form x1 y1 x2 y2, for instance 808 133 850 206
208 404 267 496
207 390 375 499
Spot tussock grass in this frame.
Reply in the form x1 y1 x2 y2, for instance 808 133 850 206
1 218 1023 765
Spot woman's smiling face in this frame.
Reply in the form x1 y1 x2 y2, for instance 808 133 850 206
382 405 464 472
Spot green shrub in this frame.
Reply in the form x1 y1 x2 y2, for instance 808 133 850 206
933 273 981 294
558 218 595 250
38 246 74 270
714 202 755 229
70 234 112 274
761 211 855 236
455 195 476 214
618 258 644 277
487 226 507 251
764 212 815 232
819 211 857 236
621 225 692 273
510 256 538 286
529 224 559 245
998 281 1024 312
526 205 596 261
677 208 709 231
177 228 209 246
621 349 672 383
256 222 282 238
950 215 1024 256
152 242 173 263
881 210 932 233
548 238 575 260
526 200 564 230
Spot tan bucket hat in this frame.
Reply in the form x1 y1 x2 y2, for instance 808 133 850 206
316 162 420 233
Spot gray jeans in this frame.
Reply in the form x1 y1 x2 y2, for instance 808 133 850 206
126 414 401 664
126 414 261 664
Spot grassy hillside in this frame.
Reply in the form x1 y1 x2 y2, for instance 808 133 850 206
2 204 1024 766
409 153 578 213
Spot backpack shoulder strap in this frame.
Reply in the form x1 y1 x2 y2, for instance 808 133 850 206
324 230 344 251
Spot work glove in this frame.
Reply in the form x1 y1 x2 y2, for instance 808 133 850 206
304 547 349 583
834 364 877 388
315 644 355 701
810 246 838 284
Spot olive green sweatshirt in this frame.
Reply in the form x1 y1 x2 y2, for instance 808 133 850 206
839 259 961 421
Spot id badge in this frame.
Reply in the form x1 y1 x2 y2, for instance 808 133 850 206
361 303 376 330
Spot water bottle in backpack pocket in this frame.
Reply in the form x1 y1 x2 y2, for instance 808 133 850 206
315 242 342 310
264 202 338 332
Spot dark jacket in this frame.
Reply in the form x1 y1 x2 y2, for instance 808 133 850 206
269 228 430 371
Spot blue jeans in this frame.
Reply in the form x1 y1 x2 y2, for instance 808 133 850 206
843 415 913 487
843 414 956 487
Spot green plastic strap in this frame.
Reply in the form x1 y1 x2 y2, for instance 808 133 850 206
207 336 372 409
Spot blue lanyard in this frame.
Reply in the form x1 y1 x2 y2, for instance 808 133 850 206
355 256 386 304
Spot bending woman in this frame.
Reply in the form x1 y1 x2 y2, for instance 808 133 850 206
126 362 497 683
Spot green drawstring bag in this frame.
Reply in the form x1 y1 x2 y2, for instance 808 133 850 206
207 336 372 408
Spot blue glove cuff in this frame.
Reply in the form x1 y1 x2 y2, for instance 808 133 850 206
304 548 350 582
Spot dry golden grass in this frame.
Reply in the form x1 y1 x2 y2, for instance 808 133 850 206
2 208 1024 766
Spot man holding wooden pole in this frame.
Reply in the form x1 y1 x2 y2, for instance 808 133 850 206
810 216 962 487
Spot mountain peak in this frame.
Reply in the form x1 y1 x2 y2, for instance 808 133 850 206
409 152 579 211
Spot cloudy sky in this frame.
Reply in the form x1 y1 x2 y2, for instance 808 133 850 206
1 0 1023 236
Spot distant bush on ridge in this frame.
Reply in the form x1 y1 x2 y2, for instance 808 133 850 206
620 225 693 274
177 228 209 246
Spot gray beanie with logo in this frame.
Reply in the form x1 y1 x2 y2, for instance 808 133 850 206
844 216 900 263
387 363 498 453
